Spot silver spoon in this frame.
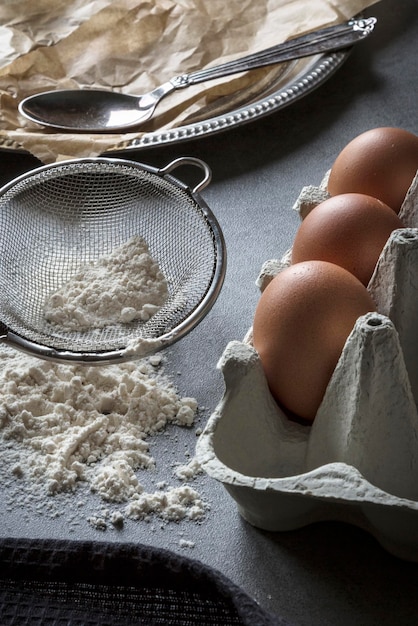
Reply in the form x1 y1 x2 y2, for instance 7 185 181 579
19 17 376 133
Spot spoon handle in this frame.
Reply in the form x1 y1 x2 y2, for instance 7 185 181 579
171 17 376 88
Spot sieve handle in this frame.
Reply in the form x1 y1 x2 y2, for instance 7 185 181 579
0 321 7 341
159 157 212 194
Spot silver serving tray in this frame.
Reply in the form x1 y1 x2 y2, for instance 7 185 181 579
0 49 348 155
121 50 349 151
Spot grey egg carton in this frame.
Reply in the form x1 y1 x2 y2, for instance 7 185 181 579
196 172 418 561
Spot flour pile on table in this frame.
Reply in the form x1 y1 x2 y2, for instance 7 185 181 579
44 235 169 330
0 347 205 530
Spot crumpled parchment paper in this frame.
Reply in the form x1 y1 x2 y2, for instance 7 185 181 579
0 0 379 163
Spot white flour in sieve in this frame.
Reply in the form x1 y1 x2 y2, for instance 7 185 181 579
44 235 169 330
0 346 206 531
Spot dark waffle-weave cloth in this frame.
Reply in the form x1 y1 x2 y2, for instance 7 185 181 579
0 538 290 626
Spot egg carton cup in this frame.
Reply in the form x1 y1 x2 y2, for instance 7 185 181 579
196 171 418 561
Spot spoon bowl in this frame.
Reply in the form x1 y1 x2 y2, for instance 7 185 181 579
22 89 147 132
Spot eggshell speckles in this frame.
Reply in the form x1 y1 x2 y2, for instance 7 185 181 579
252 261 376 422
291 193 404 286
328 127 418 213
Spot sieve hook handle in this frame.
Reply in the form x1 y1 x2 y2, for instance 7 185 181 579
0 321 7 341
159 157 212 194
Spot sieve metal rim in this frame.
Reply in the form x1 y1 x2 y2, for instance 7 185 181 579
0 156 226 364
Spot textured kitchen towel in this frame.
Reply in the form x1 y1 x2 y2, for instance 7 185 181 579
0 537 289 626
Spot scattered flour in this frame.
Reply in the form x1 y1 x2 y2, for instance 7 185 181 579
44 235 169 331
123 335 165 358
125 485 205 522
0 345 208 529
179 539 196 549
175 457 203 481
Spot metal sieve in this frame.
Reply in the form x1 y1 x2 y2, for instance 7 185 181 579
0 156 226 364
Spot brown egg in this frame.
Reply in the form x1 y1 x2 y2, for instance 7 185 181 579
252 261 376 422
291 193 404 286
327 127 418 213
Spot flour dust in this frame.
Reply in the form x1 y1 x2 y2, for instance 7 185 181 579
44 235 169 331
0 346 207 536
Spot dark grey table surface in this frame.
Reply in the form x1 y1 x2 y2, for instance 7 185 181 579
1 2 418 624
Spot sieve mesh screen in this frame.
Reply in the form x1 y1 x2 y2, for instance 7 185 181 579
0 159 223 357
